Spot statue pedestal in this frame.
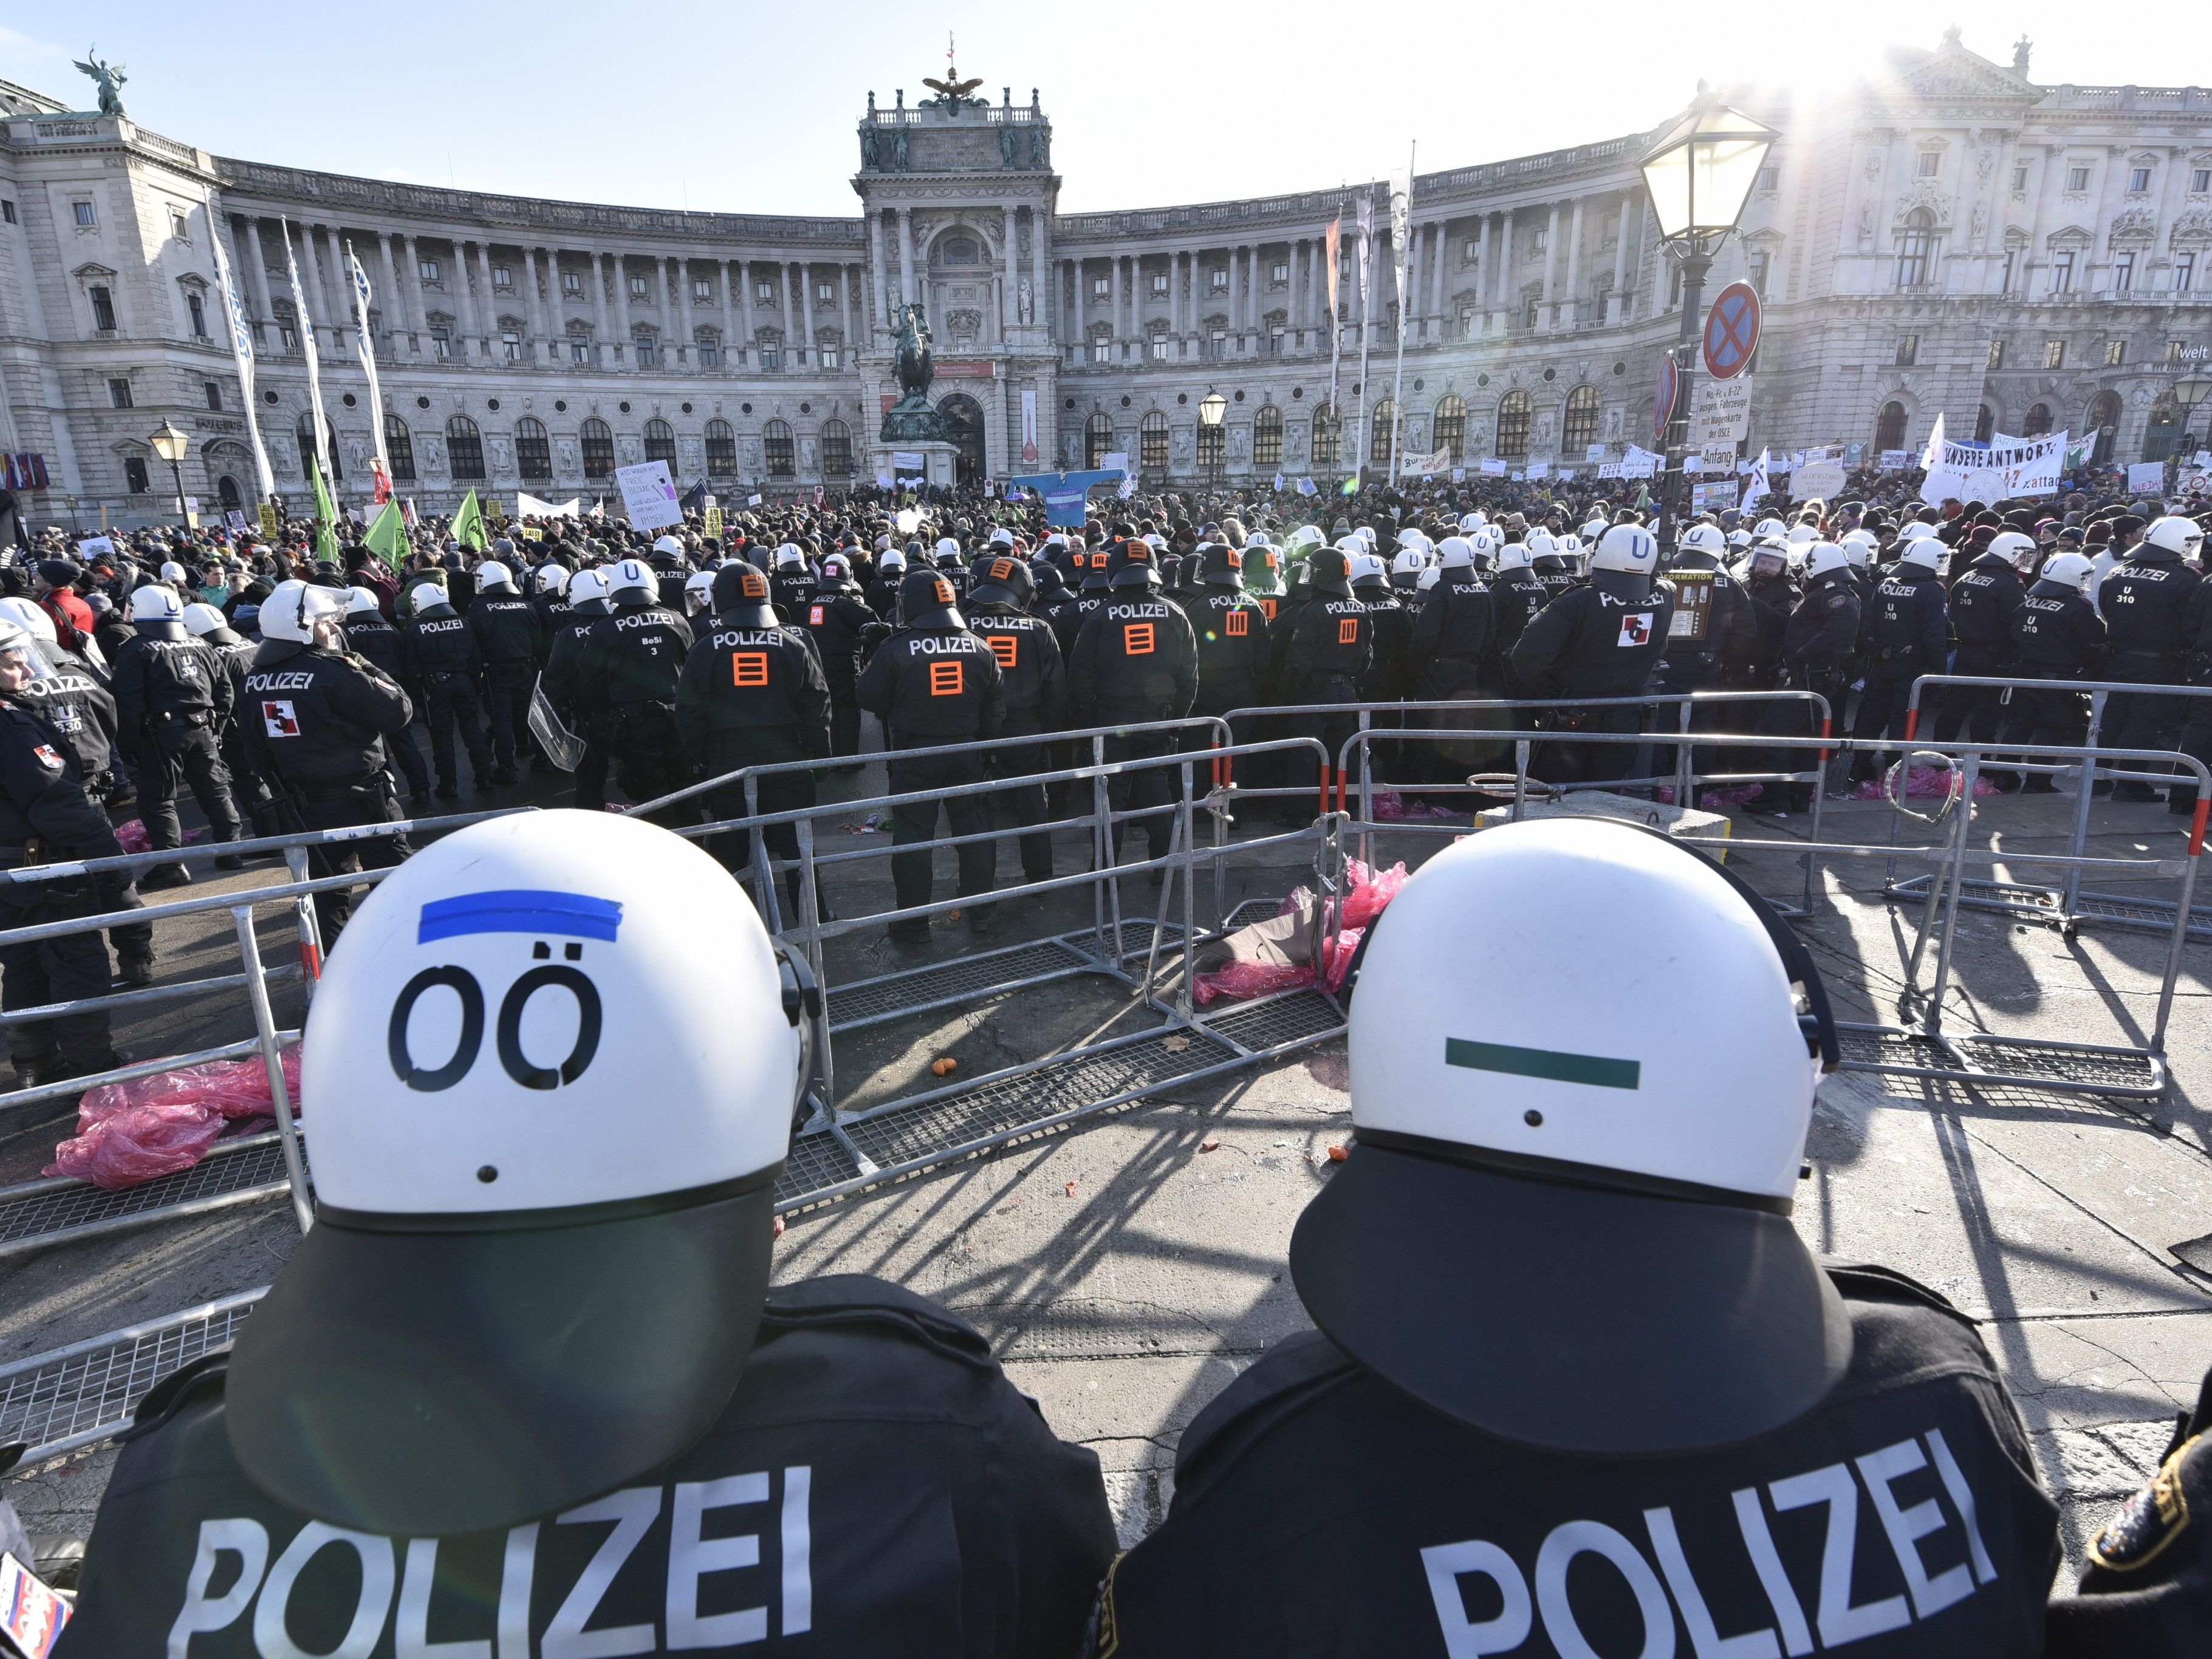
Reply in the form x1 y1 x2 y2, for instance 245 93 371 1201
872 440 960 489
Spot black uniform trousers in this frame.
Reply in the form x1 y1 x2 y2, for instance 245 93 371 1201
137 717 242 852
286 781 411 940
1756 667 1851 807
385 718 431 799
0 883 118 1076
1932 644 2015 747
1101 727 1180 863
571 739 609 813
423 675 493 792
1534 700 1644 785
1849 668 1921 781
603 700 691 827
988 710 1056 881
1997 669 2092 789
483 660 535 776
826 677 864 768
699 732 822 923
888 744 995 919
2100 650 2183 787
1191 682 1258 798
2173 691 2212 811
1284 677 1361 818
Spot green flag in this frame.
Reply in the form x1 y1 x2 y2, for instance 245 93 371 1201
1340 475 1358 498
309 462 341 561
452 488 487 551
363 501 408 570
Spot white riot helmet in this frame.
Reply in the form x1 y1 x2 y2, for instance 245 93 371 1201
651 534 685 558
608 558 656 597
475 559 515 591
2041 550 2095 592
1899 535 1945 571
683 569 716 614
1753 518 1787 539
1839 535 1872 570
1988 531 2038 568
181 602 235 640
261 579 349 645
1591 522 1659 575
1347 553 1388 589
1353 526 1378 550
776 542 806 570
1897 520 1939 544
1784 522 1820 547
2143 515 2205 558
535 563 570 597
1525 528 1560 561
225 810 806 1537
408 582 450 614
1727 529 1752 550
1679 523 1728 556
934 536 961 563
1495 540 1533 572
1580 518 1608 542
1803 543 1852 581
128 584 183 625
567 569 608 607
1459 512 1487 533
1396 527 1433 553
159 560 188 584
345 586 384 617
879 548 906 575
1416 566 1442 590
0 598 56 645
0 619 35 670
1300 818 1840 1453
1438 537 1474 571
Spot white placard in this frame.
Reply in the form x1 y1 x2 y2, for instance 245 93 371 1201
1099 451 1129 477
1793 462 1847 499
1479 457 1507 476
75 536 114 560
613 459 682 530
1688 375 1752 449
1585 444 1606 462
1527 461 1550 479
2128 460 2169 494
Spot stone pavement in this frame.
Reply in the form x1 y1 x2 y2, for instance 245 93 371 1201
4 768 2212 1601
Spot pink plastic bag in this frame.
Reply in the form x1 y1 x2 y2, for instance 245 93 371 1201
45 1102 225 1189
110 821 204 855
1338 860 1408 930
1847 767 1999 802
73 1049 302 1133
1192 960 1316 1007
1320 926 1364 991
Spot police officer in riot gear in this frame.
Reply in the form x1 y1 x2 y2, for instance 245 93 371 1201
865 545 907 617
2002 550 2107 793
1849 535 1950 787
1069 542 1199 868
590 557 696 820
240 581 414 938
1484 538 1549 695
343 588 432 809
675 561 833 923
1349 553 1411 703
465 559 548 785
183 602 267 833
1526 527 1578 605
648 532 691 611
542 566 612 812
968 553 1066 889
398 580 493 799
2097 515 2204 800
1933 529 2031 779
770 542 817 621
60 811 1117 1657
1751 543 1860 813
858 569 1005 942
530 559 574 640
1512 522 1676 785
1659 521 1762 785
111 584 245 887
1086 818 2065 1658
1277 547 1369 811
800 553 880 767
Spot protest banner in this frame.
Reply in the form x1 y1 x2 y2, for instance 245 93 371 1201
613 461 682 530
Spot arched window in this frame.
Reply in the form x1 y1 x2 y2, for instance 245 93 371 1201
216 474 241 510
2022 402 2053 439
764 419 795 477
643 419 676 468
1139 410 1169 472
2147 393 2186 462
705 419 736 478
1874 401 1908 452
821 418 853 476
124 456 149 494
298 412 341 481
1895 208 1939 289
1434 395 1467 462
1312 403 1341 468
1561 385 1601 454
385 414 416 482
515 417 552 481
1495 390 1532 460
447 415 485 481
2086 392 2122 466
580 418 614 479
1086 411 1115 468
1973 404 1995 445
1197 393 1227 474
1370 400 1397 470
1253 405 1284 468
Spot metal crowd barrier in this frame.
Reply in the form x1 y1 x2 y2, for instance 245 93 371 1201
1897 671 2212 938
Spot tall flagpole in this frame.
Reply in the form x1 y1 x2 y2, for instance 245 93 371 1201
1388 142 1414 488
281 218 338 511
345 239 394 504
208 217 276 501
1324 211 1342 485
1352 188 1374 494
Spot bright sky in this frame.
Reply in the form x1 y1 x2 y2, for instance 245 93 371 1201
7 2 2207 217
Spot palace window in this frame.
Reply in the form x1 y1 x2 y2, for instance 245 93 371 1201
2022 403 2053 437
694 278 713 303
1369 400 1397 470
1495 389 1532 460
1895 335 1919 366
1894 209 1937 288
1090 326 1111 365
2130 167 2152 193
419 257 441 285
447 416 486 480
1756 165 1780 192
1270 261 1288 286
756 281 776 304
493 265 513 292
705 420 736 477
2115 252 2137 292
430 327 451 360
1916 152 1940 177
821 419 853 476
187 293 207 337
628 274 649 300
1210 267 1228 292
697 334 719 369
1311 403 1341 468
72 200 95 228
516 417 552 480
2012 165 2029 192
204 381 221 411
2044 338 2066 369
758 332 782 371
1151 272 1169 297
2196 169 2212 193
764 419 795 477
1875 401 1907 451
1253 405 1283 467
125 457 148 493
1086 411 1114 467
1091 275 1109 299
632 329 657 369
108 377 132 408
2067 166 2090 192
1139 410 1169 471
91 286 115 332
1434 395 1467 460
569 326 592 365
563 270 584 298
581 419 615 479
502 330 521 363
818 340 840 371
1747 251 1769 296
1974 404 1995 444
2106 339 2128 367
1149 326 1170 363
816 281 835 305
1210 326 1228 360
1562 384 1600 452
2052 252 2075 293
2180 255 2199 293
643 419 676 468
1988 339 2005 369
385 416 416 481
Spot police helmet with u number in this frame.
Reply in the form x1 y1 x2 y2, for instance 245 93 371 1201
128 584 184 635
260 579 349 644
1298 818 1843 1455
710 561 776 626
225 810 808 1536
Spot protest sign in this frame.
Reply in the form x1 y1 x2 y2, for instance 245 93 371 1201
1688 375 1751 449
613 460 682 530
2128 461 2169 494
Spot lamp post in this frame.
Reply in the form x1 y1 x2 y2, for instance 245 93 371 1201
148 420 191 527
2172 370 2212 462
1639 86 1776 552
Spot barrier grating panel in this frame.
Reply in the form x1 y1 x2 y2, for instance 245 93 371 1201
1203 990 1345 1052
1957 1038 2161 1093
0 1136 298 1252
0 1294 263 1459
1218 898 1282 930
828 939 1086 1027
1838 1027 1970 1072
838 1027 1242 1177
776 1131 864 1208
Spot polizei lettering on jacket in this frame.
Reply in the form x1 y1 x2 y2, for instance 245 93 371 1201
414 618 465 635
712 629 791 649
1108 602 1172 620
243 672 317 693
906 635 985 656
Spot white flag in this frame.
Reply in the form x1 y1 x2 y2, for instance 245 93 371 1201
282 219 335 504
208 223 276 498
1917 411 1945 473
347 242 393 502
1744 447 1772 507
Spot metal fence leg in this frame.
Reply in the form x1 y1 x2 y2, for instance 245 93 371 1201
232 906 312 1234
794 815 834 1119
1179 761 1198 1021
1674 700 1693 807
2061 689 2107 916
282 846 325 1003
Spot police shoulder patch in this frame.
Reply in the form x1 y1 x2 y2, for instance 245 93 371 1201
2089 1434 2195 1572
30 745 63 772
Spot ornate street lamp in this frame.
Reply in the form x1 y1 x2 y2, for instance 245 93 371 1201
1640 86 1776 550
148 420 191 525
2173 370 2212 457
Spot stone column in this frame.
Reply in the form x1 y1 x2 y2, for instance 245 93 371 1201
526 248 552 357
284 223 324 349
1611 191 1632 324
1469 216 1489 334
478 243 501 358
675 256 696 368
590 251 614 370
780 264 798 360
1564 198 1586 325
1494 211 1515 312
310 227 344 355
897 208 916 306
797 262 815 367
377 231 404 346
1541 203 1561 322
1111 256 1125 355
1003 205 1022 335
1030 209 1050 344
719 262 740 369
869 214 891 340
403 234 431 355
1430 221 1447 338
842 263 857 357
736 259 756 364
245 219 278 344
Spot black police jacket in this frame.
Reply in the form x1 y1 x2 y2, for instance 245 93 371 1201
342 611 406 685
1741 572 1797 680
1947 554 2025 653
2100 549 2203 662
1660 553 1759 680
1088 1265 2058 1659
1411 573 1495 697
11 652 122 779
1052 590 1108 660
1070 593 1200 724
531 592 575 645
1860 566 1948 677
800 587 879 689
239 639 414 793
397 605 484 690
1486 570 1549 682
1510 575 1678 699
770 569 818 624
1283 594 1372 700
652 558 689 613
2012 585 2105 676
0 701 125 866
1786 573 1863 674
111 632 228 748
58 1276 1115 1659
674 611 831 762
968 602 1067 725
467 590 549 672
1354 589 1414 702
857 623 1006 742
591 600 695 709
1174 586 1272 697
